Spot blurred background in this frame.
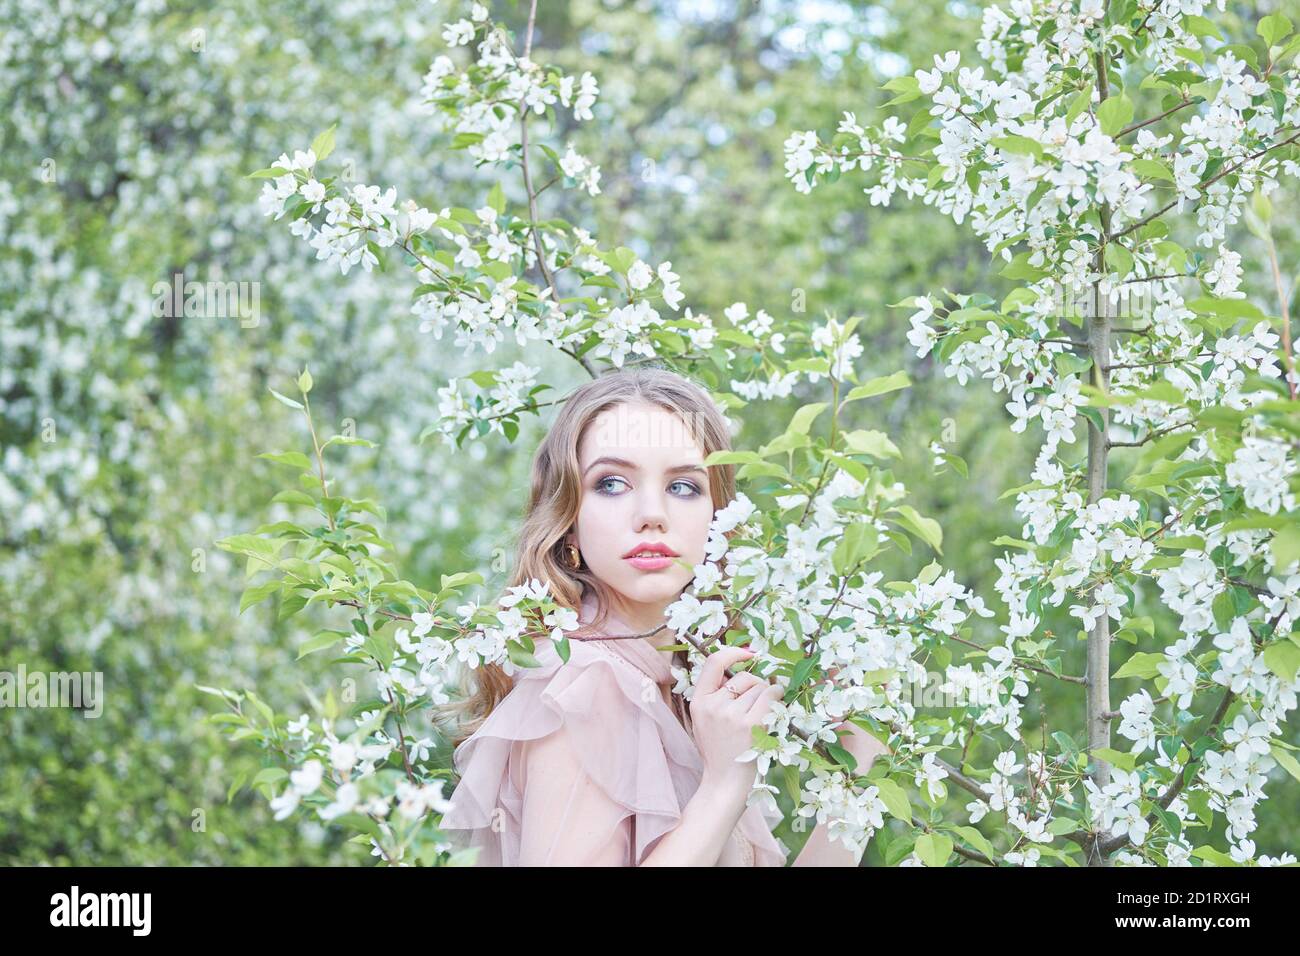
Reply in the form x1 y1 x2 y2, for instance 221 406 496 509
2 0 1296 864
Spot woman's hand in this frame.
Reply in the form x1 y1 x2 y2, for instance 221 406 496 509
834 719 892 768
820 663 893 771
691 646 783 794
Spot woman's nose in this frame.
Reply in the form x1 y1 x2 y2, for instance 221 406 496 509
633 490 668 533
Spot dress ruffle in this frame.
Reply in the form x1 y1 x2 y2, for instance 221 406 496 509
439 635 787 866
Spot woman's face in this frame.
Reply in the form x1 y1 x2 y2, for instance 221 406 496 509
570 400 715 624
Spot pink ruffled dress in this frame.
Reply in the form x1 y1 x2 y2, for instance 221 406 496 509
439 596 788 866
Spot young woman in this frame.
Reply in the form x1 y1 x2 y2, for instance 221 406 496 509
435 366 887 866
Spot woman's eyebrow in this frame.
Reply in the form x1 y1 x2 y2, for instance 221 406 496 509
582 456 707 476
583 455 637 475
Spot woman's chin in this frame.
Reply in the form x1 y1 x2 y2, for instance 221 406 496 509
608 577 688 609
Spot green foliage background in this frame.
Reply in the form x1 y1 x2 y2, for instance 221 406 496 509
2 0 1295 864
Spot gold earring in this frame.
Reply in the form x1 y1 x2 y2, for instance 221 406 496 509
565 543 582 570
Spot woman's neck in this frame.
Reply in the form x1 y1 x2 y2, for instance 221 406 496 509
603 592 671 636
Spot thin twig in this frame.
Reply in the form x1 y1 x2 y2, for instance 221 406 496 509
1109 130 1300 242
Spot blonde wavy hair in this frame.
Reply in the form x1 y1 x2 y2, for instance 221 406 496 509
432 364 738 752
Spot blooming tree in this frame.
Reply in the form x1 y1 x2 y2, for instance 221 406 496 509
207 0 1300 867
0 0 495 864
784 0 1300 865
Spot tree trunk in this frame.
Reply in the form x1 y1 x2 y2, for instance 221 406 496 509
1086 34 1116 867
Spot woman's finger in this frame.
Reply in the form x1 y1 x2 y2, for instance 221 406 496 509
716 672 764 697
698 646 754 694
729 680 769 712
714 675 765 708
745 682 784 722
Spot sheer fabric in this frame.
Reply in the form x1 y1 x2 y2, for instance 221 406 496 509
439 596 788 866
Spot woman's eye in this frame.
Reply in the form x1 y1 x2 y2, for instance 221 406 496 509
668 480 701 497
595 476 628 495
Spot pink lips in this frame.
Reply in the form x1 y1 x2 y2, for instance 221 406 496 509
622 541 679 572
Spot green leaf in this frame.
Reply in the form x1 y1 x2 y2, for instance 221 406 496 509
487 182 506 215
843 370 911 402
1258 13 1293 48
1183 15 1223 41
239 580 282 614
891 505 943 555
258 451 313 470
1091 747 1137 772
1052 731 1080 755
277 592 309 621
1212 589 1236 631
440 570 484 591
298 367 313 394
1119 615 1155 638
1105 242 1134 278
216 533 284 562
940 452 969 478
1192 845 1239 866
310 124 337 163
244 690 276 727
269 388 304 410
361 630 395 670
1134 380 1184 405
251 767 288 790
1251 187 1272 224
748 725 781 752
787 654 822 698
1270 744 1300 785
952 825 996 862
833 520 880 575
991 135 1044 158
1280 33 1300 65
226 769 249 803
861 667 897 687
883 88 921 107
609 245 637 274
1186 296 1268 323
346 497 388 522
843 429 900 458
704 450 763 466
321 435 378 450
825 740 857 772
881 76 919 95
760 429 809 457
873 777 912 824
297 631 346 659
1097 95 1135 136
914 832 953 867
1270 523 1300 570
736 461 789 481
780 763 801 803
787 402 829 437
1263 639 1300 682
1128 158 1180 182
331 812 381 840
1000 252 1049 281
1064 89 1092 127
271 489 316 508
1114 651 1165 680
